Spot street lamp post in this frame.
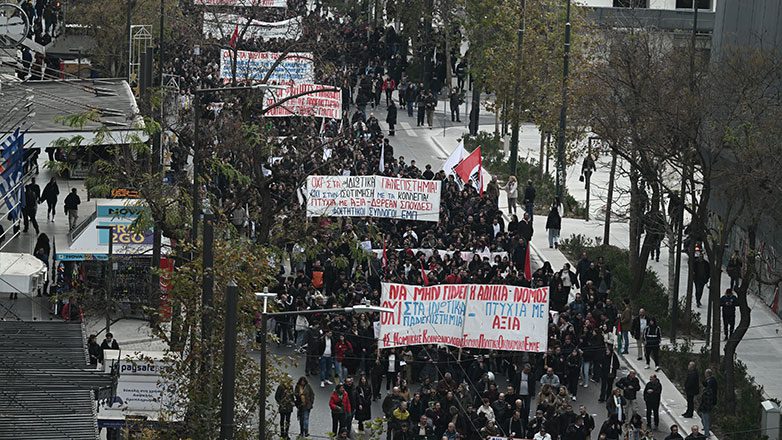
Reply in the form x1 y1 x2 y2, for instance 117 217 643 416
96 225 114 334
253 296 393 440
555 0 572 201
220 281 239 439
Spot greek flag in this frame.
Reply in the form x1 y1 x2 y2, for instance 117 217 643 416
0 128 26 221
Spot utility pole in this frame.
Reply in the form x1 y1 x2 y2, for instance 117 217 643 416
555 0 572 200
150 0 164 326
220 281 239 439
508 0 526 176
201 212 215 373
257 311 268 439
97 225 114 333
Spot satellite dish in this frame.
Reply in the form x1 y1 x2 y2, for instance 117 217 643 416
0 3 29 49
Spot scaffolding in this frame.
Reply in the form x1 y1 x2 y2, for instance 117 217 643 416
128 25 153 90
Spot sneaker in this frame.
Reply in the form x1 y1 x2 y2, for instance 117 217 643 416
320 381 325 388
644 365 650 369
571 396 576 401
325 380 334 385
655 366 660 372
637 357 643 361
583 384 588 388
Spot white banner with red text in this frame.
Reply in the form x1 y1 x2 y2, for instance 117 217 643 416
264 84 342 119
306 175 441 222
379 283 549 352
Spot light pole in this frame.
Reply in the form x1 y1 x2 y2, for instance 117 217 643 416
96 225 114 334
555 0 572 200
220 281 239 439
253 297 393 440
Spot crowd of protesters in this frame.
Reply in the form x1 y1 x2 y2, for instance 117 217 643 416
154 2 721 439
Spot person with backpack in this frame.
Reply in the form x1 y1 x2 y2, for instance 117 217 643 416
275 375 295 439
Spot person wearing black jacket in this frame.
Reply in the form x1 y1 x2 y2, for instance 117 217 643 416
523 180 536 218
546 204 562 249
39 177 59 222
386 101 397 136
644 374 663 430
598 345 620 402
87 334 103 366
692 254 710 308
643 317 662 371
615 370 641 417
682 361 699 418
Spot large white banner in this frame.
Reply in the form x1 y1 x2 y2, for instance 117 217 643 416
203 13 302 41
218 50 314 84
379 283 549 352
196 0 287 6
306 175 441 222
265 84 343 119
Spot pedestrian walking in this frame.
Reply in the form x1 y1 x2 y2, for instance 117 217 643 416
382 76 396 106
692 253 710 308
523 180 536 219
448 87 462 122
64 188 81 230
505 175 518 215
605 390 626 424
275 375 295 439
643 317 662 371
294 376 314 438
631 308 648 361
598 345 620 403
33 232 50 296
619 299 632 354
726 250 742 291
416 89 426 126
329 383 351 435
386 101 397 136
405 83 417 117
88 334 103 367
23 177 41 234
581 154 596 190
720 288 739 340
355 375 372 432
615 370 641 417
39 177 59 222
545 204 561 249
643 374 662 430
682 361 699 418
699 369 717 437
318 329 335 387
425 90 436 128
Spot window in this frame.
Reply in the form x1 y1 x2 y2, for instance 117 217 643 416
675 0 711 9
613 0 649 7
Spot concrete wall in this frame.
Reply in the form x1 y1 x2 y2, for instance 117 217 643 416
712 0 782 58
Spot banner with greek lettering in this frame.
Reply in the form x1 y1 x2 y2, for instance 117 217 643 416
196 0 286 7
264 84 342 119
379 283 549 352
306 175 441 222
204 13 301 41
218 49 313 84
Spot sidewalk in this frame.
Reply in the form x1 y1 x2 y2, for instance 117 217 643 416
430 127 713 436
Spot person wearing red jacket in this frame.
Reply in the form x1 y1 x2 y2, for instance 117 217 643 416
382 77 396 106
329 383 352 434
334 334 353 384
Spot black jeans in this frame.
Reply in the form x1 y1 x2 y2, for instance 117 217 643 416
23 209 39 233
646 401 660 428
724 315 735 338
46 200 56 218
331 412 345 434
645 345 660 367
695 282 707 305
451 105 460 121
685 393 696 416
600 376 614 401
280 411 291 437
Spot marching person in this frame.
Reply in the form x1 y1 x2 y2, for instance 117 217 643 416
643 374 662 431
39 177 59 222
720 288 739 340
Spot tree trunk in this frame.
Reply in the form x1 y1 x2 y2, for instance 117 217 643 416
708 232 727 364
604 149 617 246
628 164 641 272
722 225 756 408
469 79 481 136
445 12 452 92
539 131 546 176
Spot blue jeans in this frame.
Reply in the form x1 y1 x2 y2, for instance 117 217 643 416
407 101 414 117
298 408 310 435
581 360 592 386
334 360 345 383
701 410 711 436
621 331 629 353
320 356 333 382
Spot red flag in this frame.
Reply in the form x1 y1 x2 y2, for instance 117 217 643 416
420 260 430 286
524 241 532 280
454 146 483 196
229 24 239 48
